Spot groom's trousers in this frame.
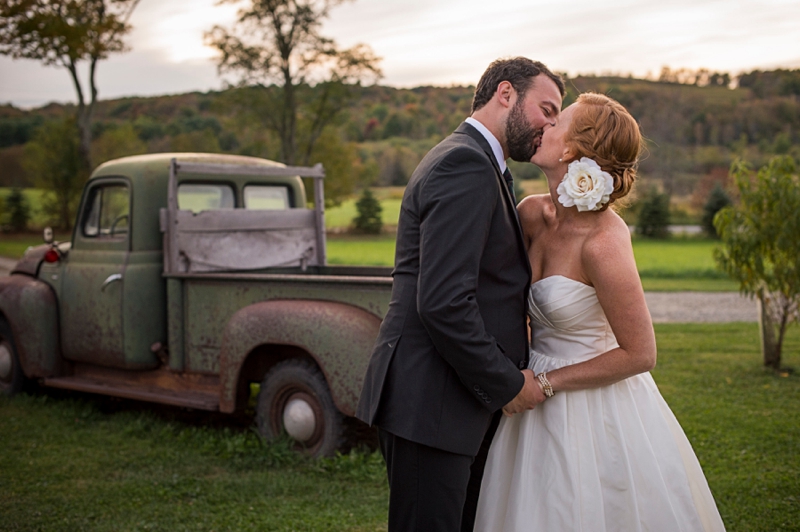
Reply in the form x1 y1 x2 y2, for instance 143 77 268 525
461 411 502 531
379 428 474 531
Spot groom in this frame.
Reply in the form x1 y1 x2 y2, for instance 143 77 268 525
356 57 565 531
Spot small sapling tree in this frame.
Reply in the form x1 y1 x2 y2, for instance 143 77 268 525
714 156 800 370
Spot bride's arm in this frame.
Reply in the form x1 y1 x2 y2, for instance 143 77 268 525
543 216 657 393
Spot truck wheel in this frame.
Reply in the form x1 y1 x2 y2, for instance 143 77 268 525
0 318 26 396
256 359 344 457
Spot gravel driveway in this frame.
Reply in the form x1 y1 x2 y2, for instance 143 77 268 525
0 256 756 323
644 291 756 323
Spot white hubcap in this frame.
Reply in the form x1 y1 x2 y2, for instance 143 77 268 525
283 397 317 442
0 343 12 381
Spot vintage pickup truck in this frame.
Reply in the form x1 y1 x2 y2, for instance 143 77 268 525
0 152 394 456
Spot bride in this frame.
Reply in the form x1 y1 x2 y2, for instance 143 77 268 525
473 93 726 531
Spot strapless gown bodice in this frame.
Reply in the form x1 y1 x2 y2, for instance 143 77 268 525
527 275 618 364
475 275 726 532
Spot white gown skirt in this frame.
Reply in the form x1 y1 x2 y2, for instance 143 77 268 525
474 351 726 532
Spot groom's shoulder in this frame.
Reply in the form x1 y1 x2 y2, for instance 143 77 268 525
425 127 489 166
405 123 493 192
446 122 484 150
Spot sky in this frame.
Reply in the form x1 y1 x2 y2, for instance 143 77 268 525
1 0 799 108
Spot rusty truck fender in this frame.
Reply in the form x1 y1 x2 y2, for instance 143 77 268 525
218 299 382 415
0 274 62 378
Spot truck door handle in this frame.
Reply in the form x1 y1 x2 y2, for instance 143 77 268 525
101 273 123 292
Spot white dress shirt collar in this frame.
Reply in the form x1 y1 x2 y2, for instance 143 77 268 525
465 117 507 174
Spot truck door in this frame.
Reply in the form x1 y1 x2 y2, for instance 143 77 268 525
60 179 130 368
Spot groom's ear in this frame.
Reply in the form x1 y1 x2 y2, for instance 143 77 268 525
496 81 515 109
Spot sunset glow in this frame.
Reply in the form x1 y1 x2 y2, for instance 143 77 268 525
1 0 798 107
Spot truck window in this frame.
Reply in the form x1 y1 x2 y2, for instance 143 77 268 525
178 184 235 213
243 185 291 210
83 184 130 238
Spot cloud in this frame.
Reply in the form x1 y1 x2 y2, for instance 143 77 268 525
1 0 799 106
0 51 226 109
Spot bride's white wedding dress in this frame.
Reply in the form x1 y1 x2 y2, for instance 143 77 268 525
474 275 726 531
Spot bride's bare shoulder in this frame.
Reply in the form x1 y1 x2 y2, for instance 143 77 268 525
582 210 634 263
517 194 553 225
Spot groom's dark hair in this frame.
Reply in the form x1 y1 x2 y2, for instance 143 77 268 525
472 57 565 112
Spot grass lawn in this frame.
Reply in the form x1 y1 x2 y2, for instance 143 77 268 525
1 323 798 530
651 323 800 531
632 237 739 292
327 234 397 267
633 237 727 279
640 278 739 292
0 231 72 259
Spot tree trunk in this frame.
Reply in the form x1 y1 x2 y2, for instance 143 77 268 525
758 293 781 369
282 73 296 165
66 59 92 174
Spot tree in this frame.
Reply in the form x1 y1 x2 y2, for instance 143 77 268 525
0 0 141 172
23 117 83 229
635 187 671 238
205 0 381 168
352 187 382 234
701 183 731 238
92 122 146 164
714 157 800 370
309 126 357 207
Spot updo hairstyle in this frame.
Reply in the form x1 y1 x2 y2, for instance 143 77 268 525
566 93 642 209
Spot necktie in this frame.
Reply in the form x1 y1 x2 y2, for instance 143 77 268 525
503 167 516 204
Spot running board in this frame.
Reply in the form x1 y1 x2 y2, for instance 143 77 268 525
43 376 220 411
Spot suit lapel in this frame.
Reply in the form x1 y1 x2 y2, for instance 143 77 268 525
456 123 513 205
455 123 531 277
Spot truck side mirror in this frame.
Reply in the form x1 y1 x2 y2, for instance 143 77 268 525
43 227 54 244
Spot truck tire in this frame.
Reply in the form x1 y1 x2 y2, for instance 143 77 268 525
0 318 26 396
256 359 345 457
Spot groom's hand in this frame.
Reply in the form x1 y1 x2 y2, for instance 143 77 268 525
502 369 546 416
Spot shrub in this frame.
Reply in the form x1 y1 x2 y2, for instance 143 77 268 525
636 188 671 238
701 183 732 238
3 188 31 232
353 188 383 234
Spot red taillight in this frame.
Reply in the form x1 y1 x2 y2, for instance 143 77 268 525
44 249 60 263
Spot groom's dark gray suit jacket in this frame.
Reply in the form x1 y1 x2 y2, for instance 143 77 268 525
356 121 531 457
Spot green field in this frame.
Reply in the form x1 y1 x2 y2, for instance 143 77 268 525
0 231 738 292
0 188 49 227
1 322 797 530
0 187 403 232
633 237 728 279
1 187 739 292
0 231 72 258
327 234 739 291
327 234 397 267
633 237 739 291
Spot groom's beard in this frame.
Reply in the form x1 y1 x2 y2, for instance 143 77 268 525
506 99 543 162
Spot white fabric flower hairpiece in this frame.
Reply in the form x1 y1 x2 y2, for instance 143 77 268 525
556 157 614 212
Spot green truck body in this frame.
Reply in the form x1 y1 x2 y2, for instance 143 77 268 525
0 152 392 456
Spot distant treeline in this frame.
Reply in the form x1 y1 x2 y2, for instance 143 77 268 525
1 68 799 200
